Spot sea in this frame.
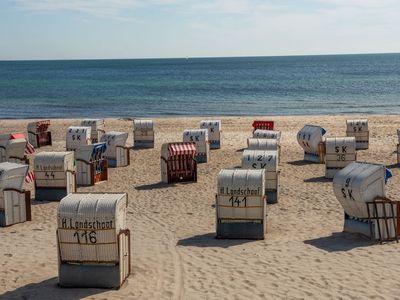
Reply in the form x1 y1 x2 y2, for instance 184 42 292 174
0 53 399 119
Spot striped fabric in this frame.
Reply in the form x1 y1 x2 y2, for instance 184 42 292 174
168 143 197 156
168 143 196 172
25 171 35 183
25 142 35 154
36 120 50 132
252 120 274 131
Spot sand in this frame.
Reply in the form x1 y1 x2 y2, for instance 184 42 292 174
1 115 400 300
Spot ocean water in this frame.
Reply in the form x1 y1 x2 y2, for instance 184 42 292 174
0 53 400 119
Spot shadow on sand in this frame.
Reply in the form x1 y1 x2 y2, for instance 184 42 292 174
177 233 258 249
135 182 174 190
303 176 331 183
235 148 246 153
0 277 108 300
31 200 52 206
304 232 372 252
287 160 314 166
386 163 399 169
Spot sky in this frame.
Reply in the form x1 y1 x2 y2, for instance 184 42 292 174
0 0 399 60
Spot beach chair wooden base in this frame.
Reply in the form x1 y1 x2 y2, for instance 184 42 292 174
304 152 322 163
216 219 266 240
133 141 154 149
106 146 130 168
76 160 108 186
343 198 400 244
35 188 70 202
209 140 221 150
355 141 369 150
266 190 278 204
167 166 197 184
58 229 131 289
325 167 341 179
366 198 400 244
346 130 369 150
303 141 325 163
195 154 208 164
343 216 372 238
35 170 76 202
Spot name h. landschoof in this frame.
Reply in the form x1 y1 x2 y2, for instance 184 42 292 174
61 218 114 230
219 186 262 196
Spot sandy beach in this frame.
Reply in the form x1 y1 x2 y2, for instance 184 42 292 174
1 115 400 300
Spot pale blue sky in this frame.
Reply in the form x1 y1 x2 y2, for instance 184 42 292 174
1 0 399 60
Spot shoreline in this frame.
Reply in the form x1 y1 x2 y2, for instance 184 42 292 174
2 113 400 122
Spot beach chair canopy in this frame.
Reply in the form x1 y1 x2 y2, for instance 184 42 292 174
28 120 50 133
75 143 107 162
252 120 274 131
0 162 28 191
168 143 196 157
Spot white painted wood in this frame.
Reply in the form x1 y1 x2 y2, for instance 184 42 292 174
134 119 154 147
57 193 127 263
325 137 356 178
200 120 221 147
333 162 388 219
81 119 105 143
0 137 27 163
241 150 278 191
66 126 91 150
216 169 265 220
183 129 209 162
247 138 278 151
34 152 75 188
100 132 129 166
346 119 369 149
253 130 281 141
297 124 325 156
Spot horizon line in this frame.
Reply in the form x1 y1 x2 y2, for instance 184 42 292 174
1 51 399 62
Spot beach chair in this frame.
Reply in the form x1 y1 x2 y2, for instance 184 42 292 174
57 193 130 288
0 162 31 227
81 119 105 143
133 119 154 148
34 152 76 201
0 133 29 164
75 143 108 186
100 131 130 167
216 169 266 239
346 119 369 150
241 150 280 204
200 120 222 149
161 142 197 183
183 129 210 163
324 137 356 178
66 126 91 151
27 120 52 148
297 125 326 163
333 162 398 242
